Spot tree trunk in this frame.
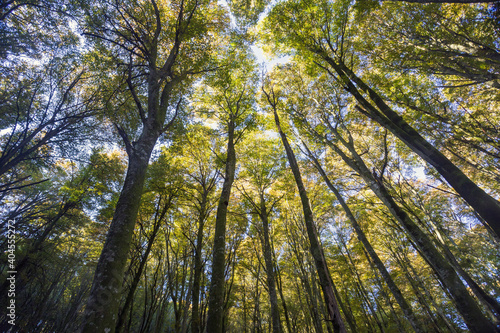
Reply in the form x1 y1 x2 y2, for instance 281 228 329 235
266 88 347 333
389 244 458 333
362 246 407 333
337 234 386 333
81 125 159 333
192 193 209 333
274 256 293 333
304 144 424 333
206 118 237 333
319 122 497 333
258 194 282 333
115 195 170 333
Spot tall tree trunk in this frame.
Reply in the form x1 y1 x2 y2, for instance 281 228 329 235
192 192 209 333
362 246 407 333
331 275 358 333
389 244 458 333
423 214 500 322
116 194 173 333
337 235 386 333
304 144 424 333
287 224 324 333
264 87 347 333
81 124 160 333
274 254 293 333
258 193 282 333
252 264 262 333
316 53 500 239
317 120 497 333
206 118 237 333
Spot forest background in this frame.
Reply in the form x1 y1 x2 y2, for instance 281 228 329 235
1 0 500 332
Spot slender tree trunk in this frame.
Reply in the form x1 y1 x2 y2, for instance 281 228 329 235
389 244 458 333
317 54 500 239
206 118 237 333
265 88 347 333
338 235 386 333
258 194 282 333
304 144 424 333
362 246 407 333
318 122 497 333
425 216 500 322
331 276 357 333
0 201 76 300
274 257 293 333
116 194 172 333
289 232 324 333
252 264 262 333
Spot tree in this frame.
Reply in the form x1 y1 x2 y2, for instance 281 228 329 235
197 47 258 332
237 134 286 333
303 142 426 333
292 85 497 331
78 0 229 331
3 0 500 331
261 0 500 240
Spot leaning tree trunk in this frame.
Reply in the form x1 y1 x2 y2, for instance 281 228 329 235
319 122 497 333
115 194 173 333
206 118 237 333
304 144 425 333
265 87 347 333
317 53 500 239
81 123 160 333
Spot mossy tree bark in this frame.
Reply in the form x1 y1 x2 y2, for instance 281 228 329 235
206 117 237 333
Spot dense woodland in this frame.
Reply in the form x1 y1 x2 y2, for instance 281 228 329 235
1 0 500 332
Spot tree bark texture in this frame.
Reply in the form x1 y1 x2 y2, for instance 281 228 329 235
81 126 159 333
